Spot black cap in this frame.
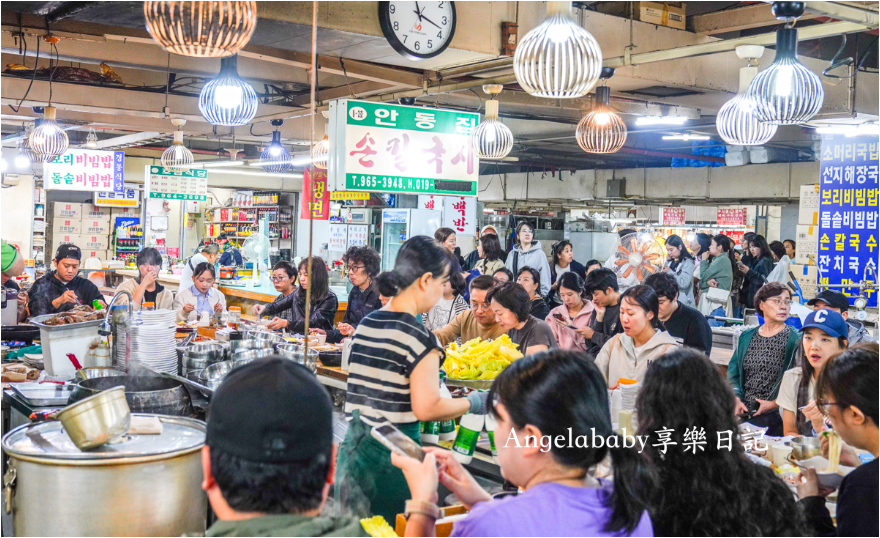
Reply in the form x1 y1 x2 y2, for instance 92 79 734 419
54 244 81 261
217 232 229 242
807 289 850 312
206 357 333 463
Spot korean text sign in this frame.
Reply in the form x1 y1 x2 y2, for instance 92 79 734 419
95 188 139 207
329 99 480 196
146 166 208 201
45 150 124 192
301 168 330 220
818 135 879 307
660 207 685 226
717 208 747 226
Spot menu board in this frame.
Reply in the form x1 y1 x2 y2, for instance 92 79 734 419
717 208 747 226
661 207 685 226
146 166 208 200
347 225 369 248
818 134 878 307
45 149 124 192
329 223 348 251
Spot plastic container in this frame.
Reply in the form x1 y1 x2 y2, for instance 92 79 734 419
29 314 103 377
227 306 241 330
452 413 484 464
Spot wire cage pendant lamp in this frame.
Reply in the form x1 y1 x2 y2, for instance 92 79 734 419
513 1 603 99
716 46 778 145
20 123 40 163
470 85 514 160
199 55 258 126
28 106 69 163
312 135 329 170
161 119 194 171
261 120 292 173
144 0 258 58
745 2 824 125
576 68 627 154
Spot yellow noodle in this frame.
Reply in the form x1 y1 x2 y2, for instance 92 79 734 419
826 431 841 473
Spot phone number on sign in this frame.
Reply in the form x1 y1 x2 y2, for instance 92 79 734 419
348 175 434 192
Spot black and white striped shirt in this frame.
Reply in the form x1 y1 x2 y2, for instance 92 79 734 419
344 310 445 428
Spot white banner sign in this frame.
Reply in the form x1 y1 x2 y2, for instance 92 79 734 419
45 149 124 192
329 223 348 251
146 166 208 201
347 225 369 248
418 195 477 235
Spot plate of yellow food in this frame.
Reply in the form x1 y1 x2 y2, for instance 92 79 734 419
443 335 523 390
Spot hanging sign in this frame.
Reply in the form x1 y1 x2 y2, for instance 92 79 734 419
347 224 369 248
330 191 371 201
818 135 878 307
660 207 686 226
329 223 348 251
45 149 124 192
146 166 208 200
300 168 330 220
717 208 747 226
328 99 480 196
417 194 440 210
95 188 139 207
443 196 476 235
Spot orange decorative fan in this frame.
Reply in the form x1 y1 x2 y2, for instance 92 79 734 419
610 232 665 283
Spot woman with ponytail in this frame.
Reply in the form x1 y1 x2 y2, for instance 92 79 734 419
637 348 807 536
337 236 488 522
392 350 655 537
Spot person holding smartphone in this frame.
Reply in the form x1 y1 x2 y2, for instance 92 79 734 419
391 350 654 537
547 272 594 351
115 248 174 310
337 236 488 523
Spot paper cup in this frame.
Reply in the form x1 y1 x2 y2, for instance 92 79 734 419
771 444 793 467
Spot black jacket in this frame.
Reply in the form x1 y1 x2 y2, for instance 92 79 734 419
548 260 588 307
27 271 103 317
265 286 338 334
743 256 774 308
588 301 623 355
326 283 382 343
529 297 550 321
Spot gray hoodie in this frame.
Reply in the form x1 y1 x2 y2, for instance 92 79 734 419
594 330 679 386
847 319 876 345
505 240 552 296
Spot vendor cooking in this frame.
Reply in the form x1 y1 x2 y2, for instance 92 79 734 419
27 244 106 317
115 248 174 311
173 262 227 323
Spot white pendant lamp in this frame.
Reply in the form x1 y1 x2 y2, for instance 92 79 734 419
312 135 329 170
199 55 259 126
28 106 69 162
84 127 99 149
470 85 514 160
717 46 778 145
745 2 824 125
513 1 603 98
144 0 258 58
260 120 291 173
576 68 627 154
161 119 194 171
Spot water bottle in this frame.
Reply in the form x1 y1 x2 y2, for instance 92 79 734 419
438 373 457 441
485 413 498 463
451 413 484 464
420 421 440 444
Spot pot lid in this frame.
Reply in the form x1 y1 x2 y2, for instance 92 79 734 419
2 414 205 461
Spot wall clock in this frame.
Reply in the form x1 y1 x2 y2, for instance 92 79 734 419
378 1 456 61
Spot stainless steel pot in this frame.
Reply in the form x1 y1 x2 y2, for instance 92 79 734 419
245 330 283 345
69 376 194 417
2 415 207 536
54 386 130 450
275 343 319 373
77 367 126 380
185 343 224 363
231 349 272 369
200 360 234 393
791 436 822 460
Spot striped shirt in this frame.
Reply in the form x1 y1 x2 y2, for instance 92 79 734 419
344 309 445 428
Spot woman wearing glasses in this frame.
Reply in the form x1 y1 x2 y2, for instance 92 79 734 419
173 262 227 323
252 261 298 329
256 257 338 333
727 282 800 436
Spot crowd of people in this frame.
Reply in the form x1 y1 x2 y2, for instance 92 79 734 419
6 223 877 537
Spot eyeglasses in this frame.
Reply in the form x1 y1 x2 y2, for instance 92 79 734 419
270 276 289 283
816 400 846 413
347 264 365 273
765 298 793 307
471 302 491 311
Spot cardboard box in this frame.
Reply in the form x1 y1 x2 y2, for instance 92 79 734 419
111 207 139 216
52 218 82 235
799 184 820 225
53 202 83 219
82 204 112 220
81 219 111 235
597 2 686 30
81 249 103 260
789 264 818 286
53 234 79 247
795 224 818 265
797 284 819 302
80 234 110 251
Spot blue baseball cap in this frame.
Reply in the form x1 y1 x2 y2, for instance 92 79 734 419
802 308 849 338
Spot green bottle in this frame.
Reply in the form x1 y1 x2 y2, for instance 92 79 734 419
451 413 484 464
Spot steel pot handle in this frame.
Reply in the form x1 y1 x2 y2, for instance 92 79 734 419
4 468 15 515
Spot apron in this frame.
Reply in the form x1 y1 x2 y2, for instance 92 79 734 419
335 410 421 523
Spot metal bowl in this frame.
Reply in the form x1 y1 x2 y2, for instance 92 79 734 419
275 343 319 373
791 436 822 460
185 369 204 383
245 330 283 345
232 349 272 364
55 386 131 450
184 357 213 373
200 360 235 392
78 367 126 380
185 343 224 363
231 339 274 352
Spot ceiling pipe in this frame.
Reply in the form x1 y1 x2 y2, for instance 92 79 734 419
800 1 879 27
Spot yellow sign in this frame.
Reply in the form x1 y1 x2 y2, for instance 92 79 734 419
330 191 370 201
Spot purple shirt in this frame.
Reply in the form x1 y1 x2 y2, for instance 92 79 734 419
451 482 653 537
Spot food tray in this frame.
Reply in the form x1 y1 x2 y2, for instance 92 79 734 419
9 382 75 406
444 378 494 391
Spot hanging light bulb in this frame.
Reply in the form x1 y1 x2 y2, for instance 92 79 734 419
576 68 627 154
199 55 258 126
470 85 514 160
716 46 778 146
144 0 257 58
161 119 194 171
84 127 99 149
513 1 603 98
260 120 291 173
28 106 69 162
312 135 329 170
745 2 824 125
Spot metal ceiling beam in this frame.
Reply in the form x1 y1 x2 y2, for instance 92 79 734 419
803 1 879 27
690 4 818 35
93 131 167 150
286 80 396 107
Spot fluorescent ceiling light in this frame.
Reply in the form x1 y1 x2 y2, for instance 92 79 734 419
190 160 244 168
636 116 689 126
248 155 313 167
814 124 880 137
208 168 303 179
662 134 710 141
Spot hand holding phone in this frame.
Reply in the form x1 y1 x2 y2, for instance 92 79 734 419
371 424 427 462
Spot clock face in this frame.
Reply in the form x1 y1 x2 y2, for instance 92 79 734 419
378 1 456 61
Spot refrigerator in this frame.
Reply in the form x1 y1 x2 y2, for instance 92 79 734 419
381 209 443 272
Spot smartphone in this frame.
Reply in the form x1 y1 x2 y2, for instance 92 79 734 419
552 313 565 321
371 424 427 462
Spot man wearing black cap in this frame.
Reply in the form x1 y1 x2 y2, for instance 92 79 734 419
27 244 105 317
807 289 876 345
203 358 367 537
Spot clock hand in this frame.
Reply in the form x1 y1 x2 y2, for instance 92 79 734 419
421 14 443 30
414 2 423 20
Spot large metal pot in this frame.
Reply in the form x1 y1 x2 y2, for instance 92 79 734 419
2 415 207 536
77 366 126 380
54 386 131 450
69 376 194 417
